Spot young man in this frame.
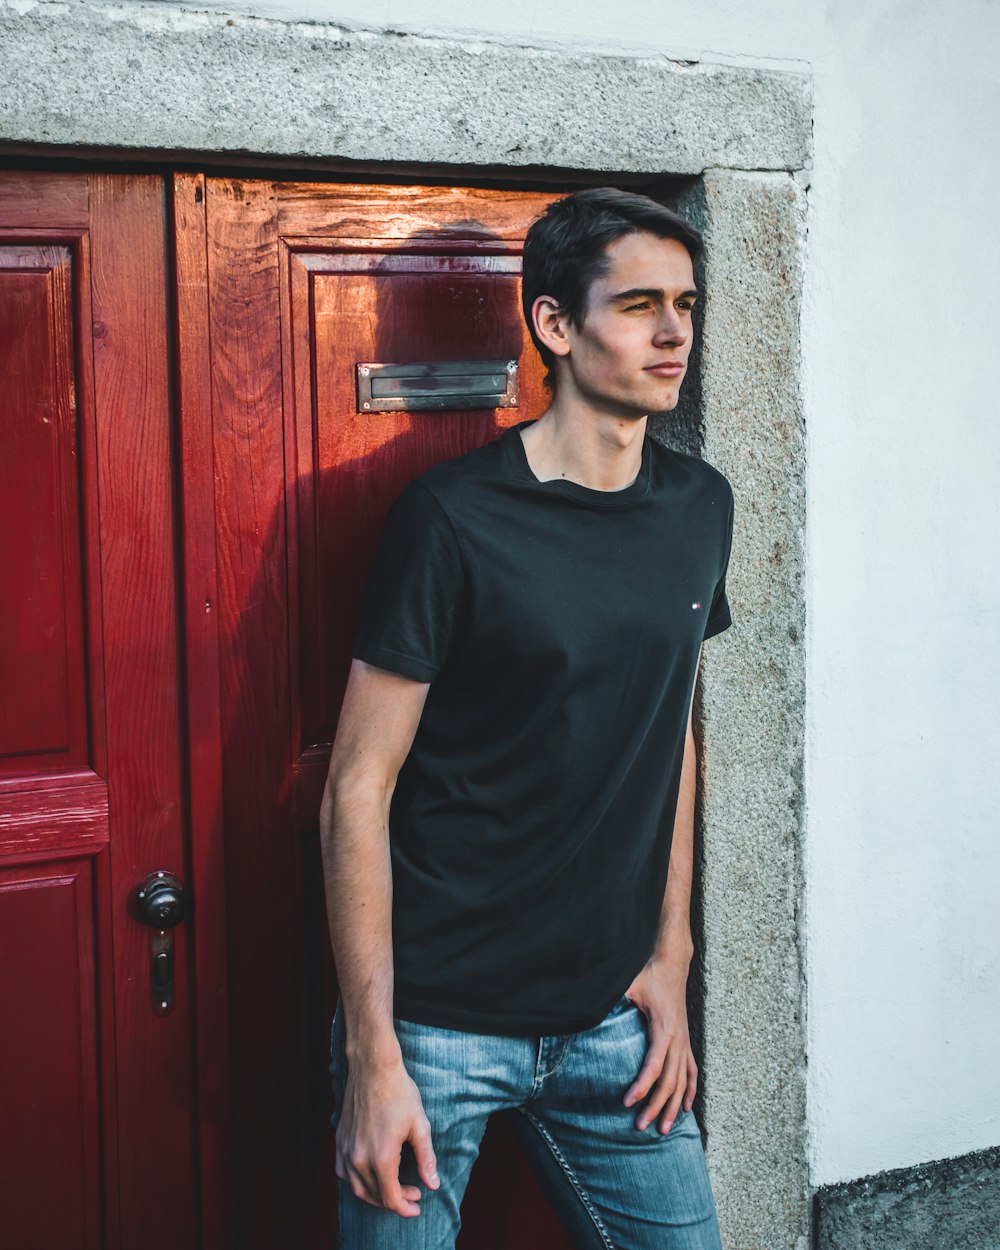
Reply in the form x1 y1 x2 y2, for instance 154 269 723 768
320 186 734 1249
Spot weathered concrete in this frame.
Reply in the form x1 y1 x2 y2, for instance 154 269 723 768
815 1146 1000 1250
0 0 810 174
695 168 810 1250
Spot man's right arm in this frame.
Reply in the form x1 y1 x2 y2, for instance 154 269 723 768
319 656 440 1218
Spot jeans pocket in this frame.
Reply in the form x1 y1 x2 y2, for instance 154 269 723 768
605 992 638 1019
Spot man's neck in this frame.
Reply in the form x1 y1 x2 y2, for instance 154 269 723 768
519 398 648 493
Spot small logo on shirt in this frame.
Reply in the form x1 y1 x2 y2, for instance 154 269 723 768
691 602 702 610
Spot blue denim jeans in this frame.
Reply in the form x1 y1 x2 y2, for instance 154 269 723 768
328 993 723 1249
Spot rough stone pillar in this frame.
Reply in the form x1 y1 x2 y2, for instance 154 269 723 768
695 168 810 1250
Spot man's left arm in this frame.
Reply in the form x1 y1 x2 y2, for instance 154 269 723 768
622 643 702 1135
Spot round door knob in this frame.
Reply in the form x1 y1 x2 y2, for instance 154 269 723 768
136 871 187 929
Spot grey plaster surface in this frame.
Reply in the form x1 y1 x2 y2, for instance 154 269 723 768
815 1146 1000 1250
0 0 810 174
694 169 810 1250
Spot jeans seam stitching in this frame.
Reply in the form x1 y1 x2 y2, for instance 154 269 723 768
517 1107 616 1249
534 1036 573 1087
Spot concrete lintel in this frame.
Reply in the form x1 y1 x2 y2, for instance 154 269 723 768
0 0 811 175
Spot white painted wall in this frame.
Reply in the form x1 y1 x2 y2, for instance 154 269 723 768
140 0 1000 1186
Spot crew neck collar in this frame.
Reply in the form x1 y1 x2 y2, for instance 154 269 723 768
501 420 651 509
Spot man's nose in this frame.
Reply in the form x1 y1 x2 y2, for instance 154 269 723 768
652 309 688 345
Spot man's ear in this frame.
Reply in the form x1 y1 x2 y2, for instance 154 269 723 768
531 295 572 361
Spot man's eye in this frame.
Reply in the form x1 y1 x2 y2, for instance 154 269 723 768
676 300 695 312
625 302 651 312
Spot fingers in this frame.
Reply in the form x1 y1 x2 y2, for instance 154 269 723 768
651 1068 686 1135
411 1115 441 1190
335 1142 379 1207
335 1139 382 1209
623 1036 669 1109
625 1026 697 1134
634 1053 681 1132
651 1051 700 1132
684 1050 699 1112
335 1119 438 1218
371 1152 422 1217
343 1146 421 1217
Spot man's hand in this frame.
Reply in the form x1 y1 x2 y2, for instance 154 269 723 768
335 1053 440 1217
622 953 698 1135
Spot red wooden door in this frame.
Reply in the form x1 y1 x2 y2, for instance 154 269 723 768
0 171 229 1250
183 173 578 1248
1 166 582 1250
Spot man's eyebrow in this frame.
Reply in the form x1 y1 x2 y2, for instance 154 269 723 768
608 287 700 302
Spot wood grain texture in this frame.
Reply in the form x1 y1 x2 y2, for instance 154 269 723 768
224 176 569 1250
89 171 196 1249
0 777 107 856
0 858 102 1250
0 171 119 1250
0 171 89 228
278 181 555 242
287 247 537 819
0 245 91 776
3 167 575 1249
170 169 235 1250
207 175 306 1248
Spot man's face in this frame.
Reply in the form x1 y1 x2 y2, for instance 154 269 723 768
559 231 697 418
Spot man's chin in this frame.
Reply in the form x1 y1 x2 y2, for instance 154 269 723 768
580 387 679 422
637 391 681 418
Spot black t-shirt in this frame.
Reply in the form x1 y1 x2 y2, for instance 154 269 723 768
352 419 734 1035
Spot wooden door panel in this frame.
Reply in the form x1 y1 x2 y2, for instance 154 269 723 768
0 245 91 769
0 856 105 1250
171 170 234 1250
276 183 559 244
3 165 578 1250
1 171 203 1250
204 177 304 1249
0 197 118 1248
0 230 106 795
88 174 197 1250
288 247 543 820
202 175 575 1249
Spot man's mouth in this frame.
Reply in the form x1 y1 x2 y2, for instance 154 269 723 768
643 362 685 377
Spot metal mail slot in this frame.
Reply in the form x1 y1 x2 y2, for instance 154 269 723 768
356 360 519 413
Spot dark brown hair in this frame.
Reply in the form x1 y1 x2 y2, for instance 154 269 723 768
521 187 702 387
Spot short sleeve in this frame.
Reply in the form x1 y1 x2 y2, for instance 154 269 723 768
352 480 466 682
702 483 734 641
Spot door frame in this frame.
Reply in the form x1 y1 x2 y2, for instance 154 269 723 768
2 12 811 1242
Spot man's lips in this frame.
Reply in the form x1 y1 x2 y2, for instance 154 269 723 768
643 362 686 376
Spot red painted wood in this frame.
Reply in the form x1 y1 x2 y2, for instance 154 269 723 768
88 172 198 1249
0 170 89 227
205 176 305 1248
0 776 108 856
201 177 574 1249
291 248 531 774
170 170 235 1250
0 857 103 1250
2 169 237 1250
1 169 580 1250
0 245 89 775
0 175 119 1249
